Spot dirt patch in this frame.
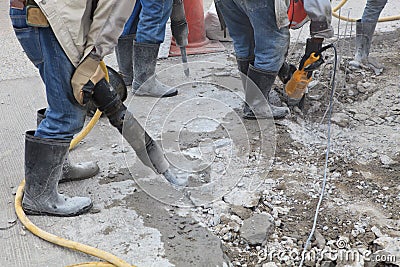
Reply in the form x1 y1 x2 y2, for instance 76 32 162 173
181 30 400 266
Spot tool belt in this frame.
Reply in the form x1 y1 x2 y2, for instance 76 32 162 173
10 0 26 10
10 0 49 27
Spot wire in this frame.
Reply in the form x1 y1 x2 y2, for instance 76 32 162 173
298 44 338 267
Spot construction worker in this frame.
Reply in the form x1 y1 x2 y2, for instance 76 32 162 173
349 0 388 73
215 0 333 120
9 0 185 217
115 0 178 97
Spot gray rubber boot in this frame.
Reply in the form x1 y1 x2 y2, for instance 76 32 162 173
115 34 134 86
61 156 100 182
22 131 93 216
349 20 383 74
244 65 289 120
122 112 188 186
132 42 178 97
37 108 99 183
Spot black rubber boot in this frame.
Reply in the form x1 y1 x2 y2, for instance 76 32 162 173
236 56 254 88
132 42 178 97
237 57 254 118
115 34 134 86
37 108 99 182
22 131 93 216
244 65 289 120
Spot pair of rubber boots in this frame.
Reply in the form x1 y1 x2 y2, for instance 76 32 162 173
349 20 384 73
22 109 99 216
115 35 177 97
237 58 289 120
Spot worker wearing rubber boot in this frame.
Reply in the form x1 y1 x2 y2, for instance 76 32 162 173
349 0 388 74
9 0 135 216
215 0 333 120
36 108 99 182
10 0 187 217
115 0 178 97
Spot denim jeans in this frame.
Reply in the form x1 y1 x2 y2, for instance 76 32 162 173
362 0 387 23
10 7 86 140
215 0 290 72
136 0 173 44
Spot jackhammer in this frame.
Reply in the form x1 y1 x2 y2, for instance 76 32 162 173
88 78 187 186
171 0 189 77
282 38 332 107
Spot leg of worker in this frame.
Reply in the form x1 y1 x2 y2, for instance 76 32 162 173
115 34 135 86
360 0 387 59
10 7 92 216
215 0 255 78
246 0 290 119
132 0 177 97
34 30 86 139
36 108 99 183
35 26 99 183
215 0 258 117
116 3 140 87
350 0 387 71
362 0 388 23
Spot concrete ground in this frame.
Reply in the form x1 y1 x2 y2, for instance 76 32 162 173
0 0 230 266
1 1 400 267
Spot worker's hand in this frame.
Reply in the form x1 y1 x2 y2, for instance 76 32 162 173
71 55 104 105
305 37 323 57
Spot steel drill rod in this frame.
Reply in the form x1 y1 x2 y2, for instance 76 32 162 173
180 46 189 77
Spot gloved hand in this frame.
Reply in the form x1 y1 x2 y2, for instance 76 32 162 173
71 55 104 105
305 37 323 58
300 38 324 78
170 0 188 47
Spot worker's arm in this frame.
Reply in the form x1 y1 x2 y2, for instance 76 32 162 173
304 0 334 38
72 0 136 105
83 0 136 61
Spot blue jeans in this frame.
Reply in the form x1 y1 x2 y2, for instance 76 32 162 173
10 7 86 140
215 0 289 72
132 0 173 44
362 0 387 23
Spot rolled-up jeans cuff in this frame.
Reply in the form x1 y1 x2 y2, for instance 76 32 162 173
310 21 329 33
236 56 255 62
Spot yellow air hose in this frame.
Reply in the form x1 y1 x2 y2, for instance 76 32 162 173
15 61 137 267
69 62 106 150
332 0 400 22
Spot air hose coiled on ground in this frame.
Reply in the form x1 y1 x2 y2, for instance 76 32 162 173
15 61 137 267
